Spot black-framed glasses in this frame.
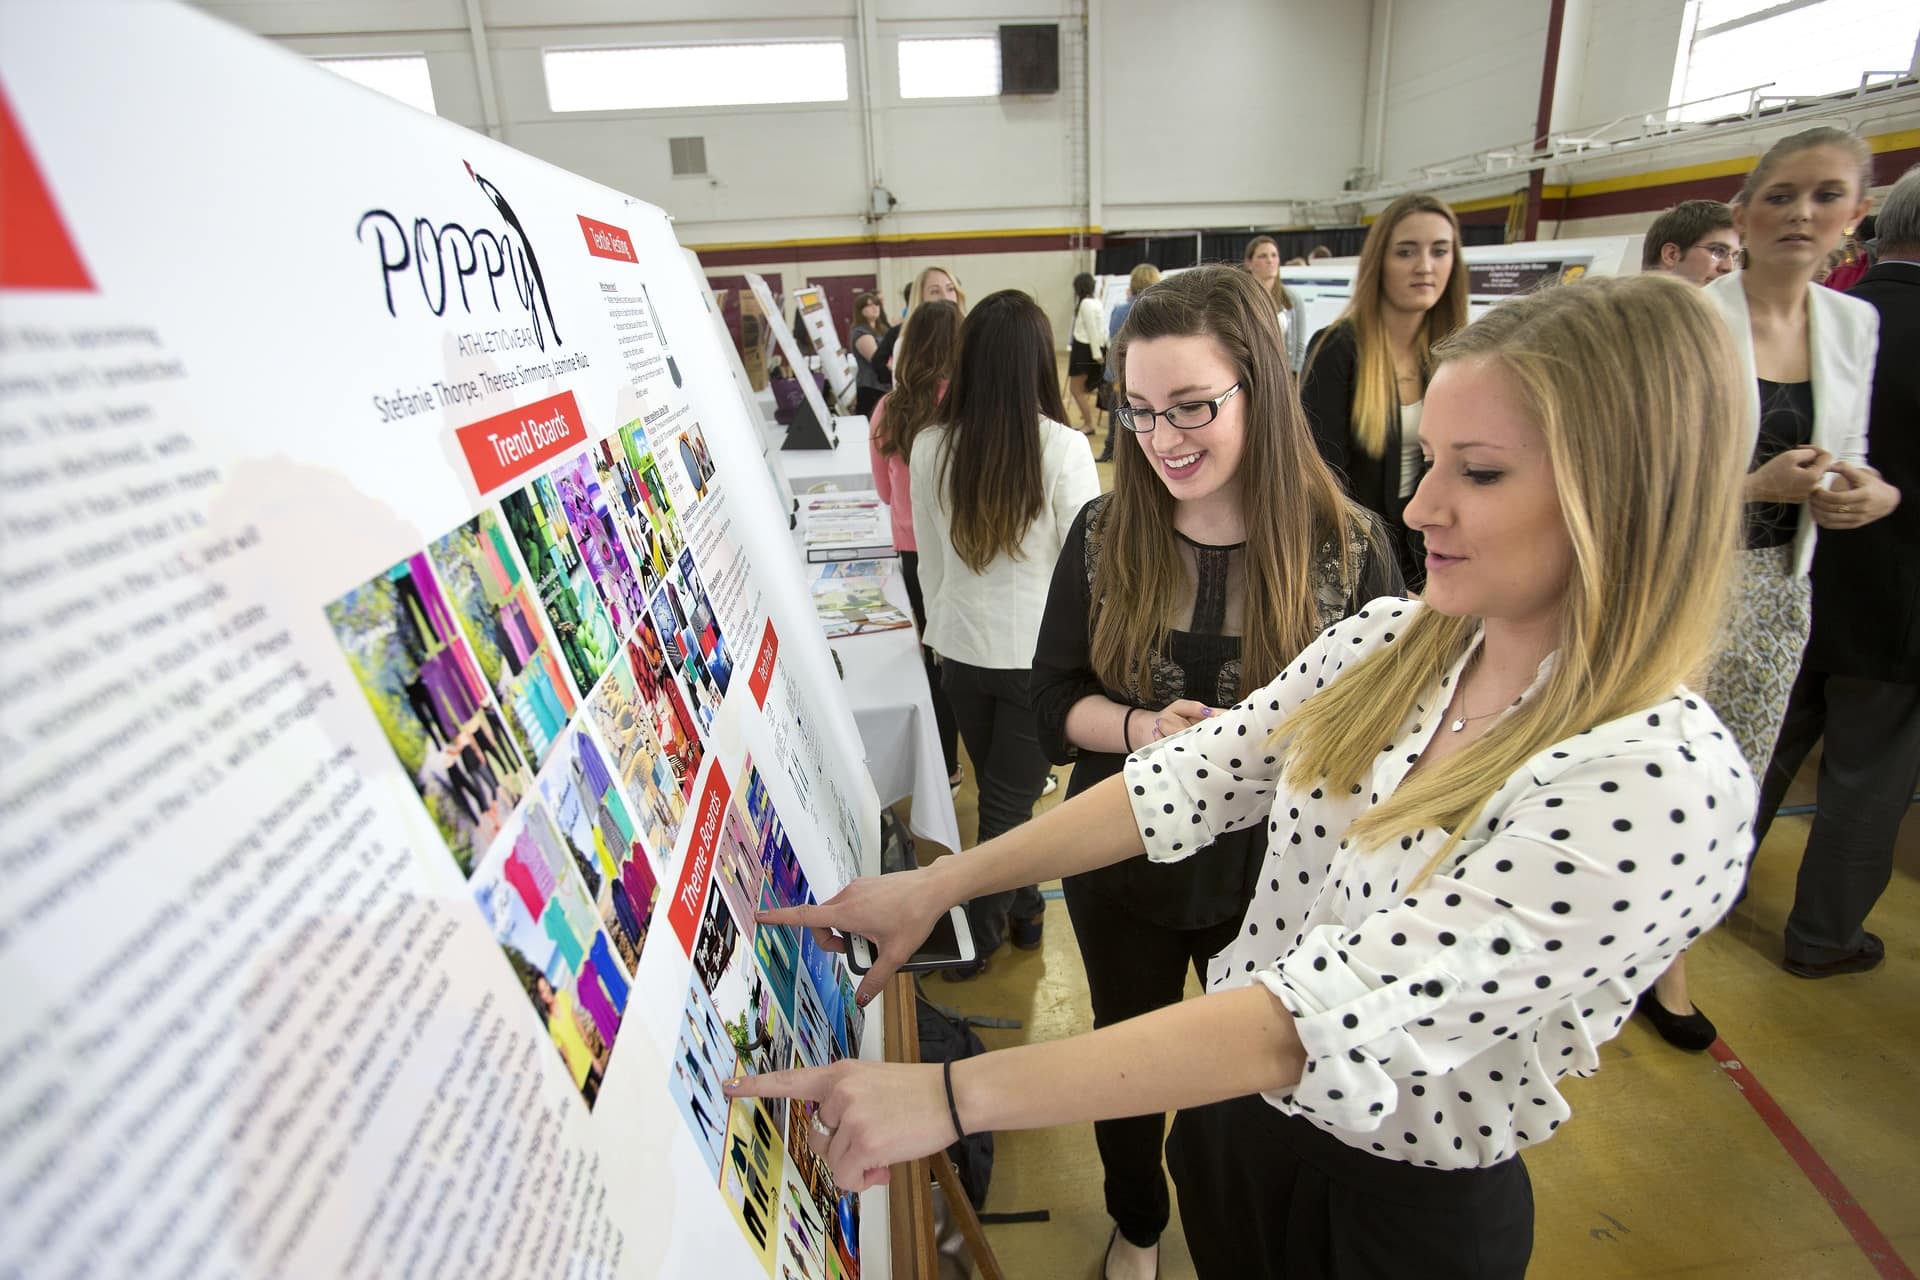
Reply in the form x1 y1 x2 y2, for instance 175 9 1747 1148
1113 384 1242 434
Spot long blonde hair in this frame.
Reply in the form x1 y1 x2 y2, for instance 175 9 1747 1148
1275 274 1745 881
1310 193 1469 457
1097 266 1366 701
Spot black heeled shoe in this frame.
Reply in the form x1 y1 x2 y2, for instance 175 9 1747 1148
1635 989 1717 1051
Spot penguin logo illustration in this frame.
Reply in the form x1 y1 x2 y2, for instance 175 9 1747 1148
465 160 563 348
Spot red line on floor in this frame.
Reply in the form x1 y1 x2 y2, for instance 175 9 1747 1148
1708 1039 1916 1279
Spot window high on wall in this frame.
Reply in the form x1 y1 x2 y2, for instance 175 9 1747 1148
543 42 849 112
897 37 1000 98
1669 0 1920 121
315 56 437 116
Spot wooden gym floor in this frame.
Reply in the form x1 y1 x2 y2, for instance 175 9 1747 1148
897 449 1918 1279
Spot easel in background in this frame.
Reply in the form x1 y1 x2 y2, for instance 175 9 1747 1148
883 972 1005 1279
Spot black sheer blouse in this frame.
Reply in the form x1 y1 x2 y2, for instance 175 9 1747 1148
1031 494 1402 929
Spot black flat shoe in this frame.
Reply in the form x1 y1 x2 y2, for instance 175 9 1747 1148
1784 931 1884 979
1635 989 1717 1051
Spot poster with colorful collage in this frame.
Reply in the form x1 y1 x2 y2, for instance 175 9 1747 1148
666 753 868 1279
539 726 661 975
650 582 726 734
550 449 649 638
596 432 672 594
500 479 620 696
619 627 705 784
326 552 533 874
471 800 633 1107
669 980 732 1181
585 649 691 858
620 421 686 562
427 511 579 767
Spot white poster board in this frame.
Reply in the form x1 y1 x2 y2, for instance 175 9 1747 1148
794 285 856 409
746 271 840 449
1279 235 1640 338
0 4 886 1278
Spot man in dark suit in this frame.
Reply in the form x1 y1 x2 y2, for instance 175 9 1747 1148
1753 165 1920 978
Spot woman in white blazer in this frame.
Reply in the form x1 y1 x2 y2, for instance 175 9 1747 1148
1643 127 1899 1050
911 289 1101 971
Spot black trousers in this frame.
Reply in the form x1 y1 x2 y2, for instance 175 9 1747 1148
1168 1096 1534 1280
897 551 959 777
939 658 1048 953
855 385 887 419
1754 666 1920 964
1061 875 1242 1247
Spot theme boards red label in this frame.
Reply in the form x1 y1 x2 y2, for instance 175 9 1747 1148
577 215 636 264
748 620 778 708
669 766 733 952
454 389 586 494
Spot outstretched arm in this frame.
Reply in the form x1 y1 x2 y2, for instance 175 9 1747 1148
764 770 1146 1003
725 983 1304 1191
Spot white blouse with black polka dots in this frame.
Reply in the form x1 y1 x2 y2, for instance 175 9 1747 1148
1121 599 1756 1169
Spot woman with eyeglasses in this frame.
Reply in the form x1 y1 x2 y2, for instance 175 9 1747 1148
1301 194 1470 589
1029 266 1399 1279
909 290 1101 971
730 275 1759 1279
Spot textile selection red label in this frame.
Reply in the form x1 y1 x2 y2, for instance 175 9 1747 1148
669 767 734 952
577 214 637 264
454 389 586 494
748 620 778 708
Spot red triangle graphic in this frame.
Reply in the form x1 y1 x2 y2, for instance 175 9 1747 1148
0 80 95 291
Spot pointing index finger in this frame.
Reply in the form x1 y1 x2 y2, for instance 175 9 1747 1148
757 903 830 929
723 1064 832 1103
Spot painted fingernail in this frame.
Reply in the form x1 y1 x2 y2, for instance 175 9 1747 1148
723 1076 744 1089
856 993 871 1008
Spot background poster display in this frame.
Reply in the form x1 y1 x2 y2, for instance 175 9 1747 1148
0 4 886 1278
793 285 856 409
747 271 840 449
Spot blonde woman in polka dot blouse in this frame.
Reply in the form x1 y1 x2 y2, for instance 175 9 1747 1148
732 275 1756 1279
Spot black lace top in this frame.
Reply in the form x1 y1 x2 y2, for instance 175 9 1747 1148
1031 494 1403 929
1748 378 1814 550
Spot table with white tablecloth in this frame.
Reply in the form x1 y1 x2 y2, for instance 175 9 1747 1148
761 400 964 856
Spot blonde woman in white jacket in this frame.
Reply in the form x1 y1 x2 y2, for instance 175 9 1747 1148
1642 127 1899 1049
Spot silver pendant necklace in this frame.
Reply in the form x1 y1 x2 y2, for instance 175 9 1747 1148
1446 656 1524 732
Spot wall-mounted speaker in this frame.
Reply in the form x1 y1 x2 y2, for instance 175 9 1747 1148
999 24 1059 95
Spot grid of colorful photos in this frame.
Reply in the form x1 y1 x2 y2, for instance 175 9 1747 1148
620 421 686 561
596 433 673 595
500 477 620 695
550 450 649 637
647 549 733 734
427 511 579 766
586 645 691 858
326 551 533 873
540 726 662 976
667 761 865 1278
472 800 633 1107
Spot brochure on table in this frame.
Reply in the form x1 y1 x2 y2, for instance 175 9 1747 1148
0 5 888 1278
745 271 840 449
793 285 856 410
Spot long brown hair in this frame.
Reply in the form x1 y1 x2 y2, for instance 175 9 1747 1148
1242 234 1293 312
936 290 1070 573
874 300 960 459
1278 275 1745 884
1309 193 1468 457
1096 265 1366 701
